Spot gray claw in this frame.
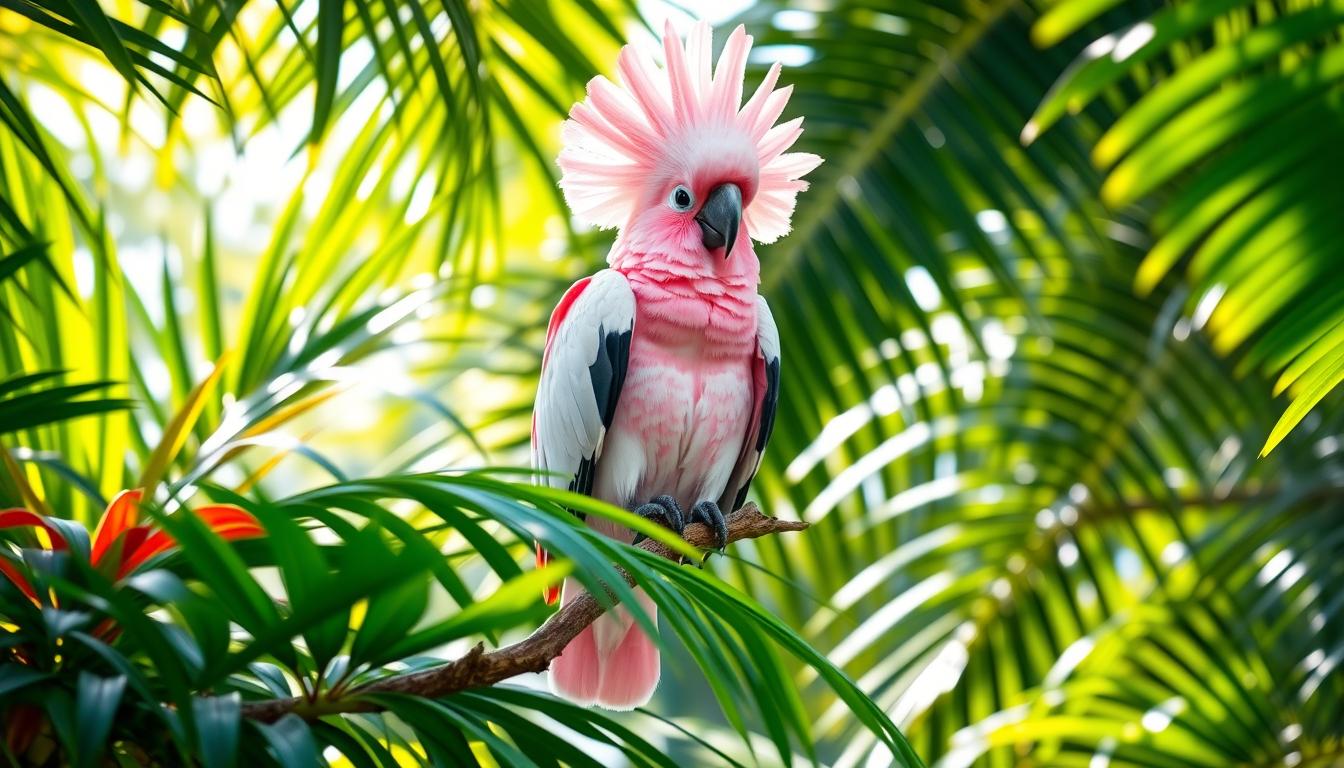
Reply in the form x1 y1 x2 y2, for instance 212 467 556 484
632 495 685 546
691 500 728 552
650 494 685 533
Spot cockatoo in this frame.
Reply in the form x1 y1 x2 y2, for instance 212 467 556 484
532 20 820 710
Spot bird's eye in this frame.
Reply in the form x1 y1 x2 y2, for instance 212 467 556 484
668 185 694 211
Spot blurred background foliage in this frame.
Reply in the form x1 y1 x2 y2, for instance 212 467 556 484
1 0 1342 765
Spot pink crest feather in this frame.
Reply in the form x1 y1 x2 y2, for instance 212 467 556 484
559 20 822 244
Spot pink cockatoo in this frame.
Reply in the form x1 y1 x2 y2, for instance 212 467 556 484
532 20 821 710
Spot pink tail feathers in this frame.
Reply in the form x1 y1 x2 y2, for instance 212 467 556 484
549 580 659 710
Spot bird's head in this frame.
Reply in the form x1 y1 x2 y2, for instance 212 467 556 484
559 21 821 269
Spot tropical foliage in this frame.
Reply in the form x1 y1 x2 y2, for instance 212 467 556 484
1 0 1341 766
727 0 1344 765
0 0 916 764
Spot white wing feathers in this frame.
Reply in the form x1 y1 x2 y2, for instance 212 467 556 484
532 270 636 496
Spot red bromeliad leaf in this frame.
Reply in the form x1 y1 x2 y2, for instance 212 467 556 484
117 504 263 577
0 508 69 603
1 492 263 642
120 532 174 576
194 505 265 540
90 489 143 564
0 492 263 586
90 617 120 642
114 526 150 574
0 557 37 602
0 508 69 550
3 704 42 754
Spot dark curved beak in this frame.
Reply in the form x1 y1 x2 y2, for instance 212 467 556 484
695 183 742 259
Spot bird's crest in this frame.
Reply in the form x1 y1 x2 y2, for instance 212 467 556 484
559 21 822 244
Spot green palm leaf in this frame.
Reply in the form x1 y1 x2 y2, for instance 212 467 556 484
2 0 1341 764
1023 0 1344 454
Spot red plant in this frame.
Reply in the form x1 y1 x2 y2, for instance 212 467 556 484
0 490 262 756
0 489 262 604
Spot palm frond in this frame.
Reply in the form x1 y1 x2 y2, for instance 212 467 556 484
0 473 919 765
1023 0 1344 454
705 2 1344 765
3 0 1342 763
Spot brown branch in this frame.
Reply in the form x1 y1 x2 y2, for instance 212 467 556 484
240 502 807 723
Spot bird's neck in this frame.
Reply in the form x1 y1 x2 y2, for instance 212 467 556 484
608 242 760 356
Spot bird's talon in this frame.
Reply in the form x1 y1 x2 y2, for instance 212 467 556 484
652 495 685 533
691 500 728 552
633 495 686 546
636 497 729 555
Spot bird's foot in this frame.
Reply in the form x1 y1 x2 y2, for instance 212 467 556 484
690 500 728 566
632 494 685 547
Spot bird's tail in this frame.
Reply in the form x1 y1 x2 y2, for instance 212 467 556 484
549 578 659 710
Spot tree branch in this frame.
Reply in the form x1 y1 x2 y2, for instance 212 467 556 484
240 503 806 722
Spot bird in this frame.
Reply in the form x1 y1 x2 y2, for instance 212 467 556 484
531 19 821 710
